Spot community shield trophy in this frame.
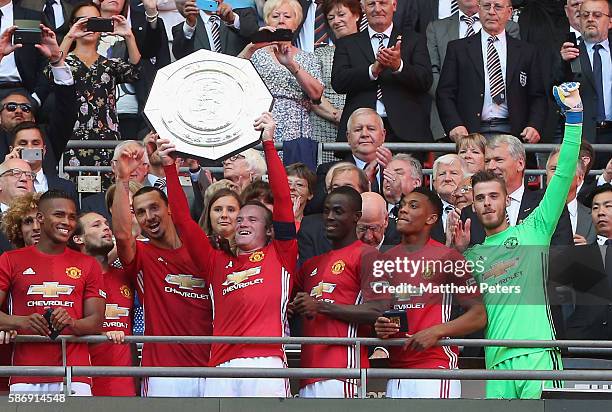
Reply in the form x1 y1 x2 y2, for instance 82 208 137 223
144 49 274 161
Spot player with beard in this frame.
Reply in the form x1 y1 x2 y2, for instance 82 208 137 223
156 112 296 397
374 187 486 398
449 83 583 399
112 145 212 397
70 212 135 396
292 186 388 398
0 190 105 395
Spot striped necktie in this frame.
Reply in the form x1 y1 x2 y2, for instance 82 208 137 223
373 33 385 101
209 15 222 53
154 177 167 191
314 3 330 45
460 14 478 38
451 0 459 15
359 12 368 32
487 36 505 105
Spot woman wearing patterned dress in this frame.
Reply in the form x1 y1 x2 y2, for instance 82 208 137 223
239 0 323 158
310 0 361 163
48 2 141 185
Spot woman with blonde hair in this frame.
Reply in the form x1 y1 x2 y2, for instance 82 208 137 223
456 133 486 174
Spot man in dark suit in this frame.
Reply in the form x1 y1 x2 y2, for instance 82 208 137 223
0 3 50 104
460 134 574 246
306 108 392 215
436 0 546 142
331 0 433 145
546 144 597 244
426 0 520 140
172 0 258 58
5 121 77 206
19 0 72 42
555 0 612 153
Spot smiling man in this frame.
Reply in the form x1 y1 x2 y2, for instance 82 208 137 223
0 190 105 395
294 186 388 398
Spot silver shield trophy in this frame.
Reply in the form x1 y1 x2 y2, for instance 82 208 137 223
144 49 274 161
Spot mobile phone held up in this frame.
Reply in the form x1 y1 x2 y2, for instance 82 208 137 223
196 0 218 12
13 28 41 45
251 28 294 43
20 148 43 162
86 17 114 33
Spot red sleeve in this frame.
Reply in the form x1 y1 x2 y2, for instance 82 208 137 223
263 140 293 224
163 163 214 270
0 253 12 294
84 257 106 301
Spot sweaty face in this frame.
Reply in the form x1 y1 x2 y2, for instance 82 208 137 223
346 112 385 160
579 0 612 43
267 2 299 31
479 0 513 36
592 191 612 238
235 204 270 251
485 143 524 191
472 180 508 231
38 198 77 244
133 191 171 240
396 192 437 235
21 210 40 246
433 161 463 200
209 195 240 238
80 213 114 256
323 193 360 242
1 94 34 131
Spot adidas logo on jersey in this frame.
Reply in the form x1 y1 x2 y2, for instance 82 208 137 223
22 267 35 275
309 268 317 277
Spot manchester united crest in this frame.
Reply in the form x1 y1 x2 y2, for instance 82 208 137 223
65 267 82 279
422 266 435 280
331 260 346 275
120 285 132 298
249 251 265 262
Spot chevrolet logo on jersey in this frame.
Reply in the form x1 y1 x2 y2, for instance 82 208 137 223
165 274 206 290
310 281 336 298
105 304 130 319
222 267 262 286
27 282 75 297
482 258 519 281
395 285 424 301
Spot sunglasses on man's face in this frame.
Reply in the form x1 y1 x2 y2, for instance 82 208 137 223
1 102 33 113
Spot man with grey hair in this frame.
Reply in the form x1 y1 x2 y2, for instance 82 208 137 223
546 146 596 244
307 108 392 215
223 148 267 193
0 158 35 253
383 153 423 217
172 0 258 59
358 191 399 249
431 153 469 243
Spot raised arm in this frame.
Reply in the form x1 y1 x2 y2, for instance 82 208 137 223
529 83 582 238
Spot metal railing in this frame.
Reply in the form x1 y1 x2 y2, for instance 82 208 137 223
5 336 612 398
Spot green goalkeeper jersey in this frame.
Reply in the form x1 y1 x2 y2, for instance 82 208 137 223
465 124 581 369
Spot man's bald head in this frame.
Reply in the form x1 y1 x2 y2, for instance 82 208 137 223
357 192 388 247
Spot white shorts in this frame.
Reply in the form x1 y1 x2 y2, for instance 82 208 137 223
299 379 359 398
142 377 206 397
386 378 461 398
10 382 92 396
204 356 289 398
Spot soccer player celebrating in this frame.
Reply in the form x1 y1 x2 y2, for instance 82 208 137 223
156 112 296 397
112 142 212 397
293 186 388 398
374 187 486 398
450 83 583 399
0 190 105 395
70 212 136 396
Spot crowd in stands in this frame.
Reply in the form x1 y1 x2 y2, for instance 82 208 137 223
0 0 610 401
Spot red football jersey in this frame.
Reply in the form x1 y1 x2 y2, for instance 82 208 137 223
0 246 105 385
297 240 380 388
124 240 212 367
90 263 135 396
384 239 480 369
